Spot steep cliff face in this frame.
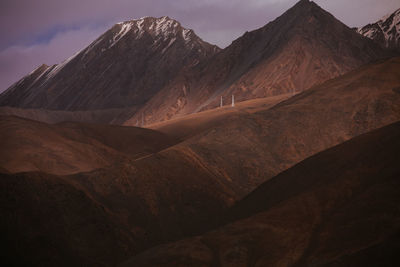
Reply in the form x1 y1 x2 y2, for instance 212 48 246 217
0 16 220 111
358 8 400 51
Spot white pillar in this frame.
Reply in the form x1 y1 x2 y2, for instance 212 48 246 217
220 96 223 108
232 95 235 107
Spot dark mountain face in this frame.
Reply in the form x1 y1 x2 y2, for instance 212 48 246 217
0 0 390 126
128 0 389 125
0 16 220 111
358 8 400 51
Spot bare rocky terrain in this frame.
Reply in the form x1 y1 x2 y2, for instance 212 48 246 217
0 0 393 126
0 17 219 112
127 0 391 125
1 1 400 266
1 56 400 266
122 121 400 267
0 115 177 174
358 8 400 51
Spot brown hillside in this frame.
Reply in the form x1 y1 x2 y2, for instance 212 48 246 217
122 121 400 267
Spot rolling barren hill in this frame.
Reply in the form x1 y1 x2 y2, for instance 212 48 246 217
128 0 390 125
1 171 138 267
0 106 138 125
0 115 177 174
121 121 400 267
144 93 293 139
145 56 400 197
0 133 238 267
1 57 399 267
1 1 400 265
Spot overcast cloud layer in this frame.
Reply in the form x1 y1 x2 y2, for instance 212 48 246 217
0 0 399 92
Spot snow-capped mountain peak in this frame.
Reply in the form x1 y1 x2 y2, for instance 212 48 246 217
79 16 217 63
358 8 400 50
110 16 189 46
0 16 220 111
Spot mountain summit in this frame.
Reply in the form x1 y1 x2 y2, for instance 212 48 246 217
125 0 388 125
358 8 400 51
0 0 390 125
0 16 220 110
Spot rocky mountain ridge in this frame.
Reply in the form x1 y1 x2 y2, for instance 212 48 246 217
0 16 220 111
358 8 400 51
0 0 391 126
125 0 390 125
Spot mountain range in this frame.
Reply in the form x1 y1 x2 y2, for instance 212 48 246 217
127 0 390 125
0 0 395 125
1 0 400 266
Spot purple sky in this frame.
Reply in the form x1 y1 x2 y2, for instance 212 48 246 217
0 0 399 93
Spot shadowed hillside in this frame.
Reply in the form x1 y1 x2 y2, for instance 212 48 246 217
0 115 177 174
121 121 400 267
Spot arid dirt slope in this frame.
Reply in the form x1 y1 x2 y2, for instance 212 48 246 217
144 93 292 139
121 121 400 267
149 56 400 196
1 171 137 267
0 116 177 174
1 57 400 266
0 106 138 125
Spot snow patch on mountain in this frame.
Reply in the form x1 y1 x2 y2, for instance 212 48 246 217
76 16 213 59
182 29 193 43
83 36 105 56
162 37 177 54
31 66 51 87
358 8 400 49
42 49 82 85
154 16 179 38
4 16 219 95
110 22 134 48
111 16 181 48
